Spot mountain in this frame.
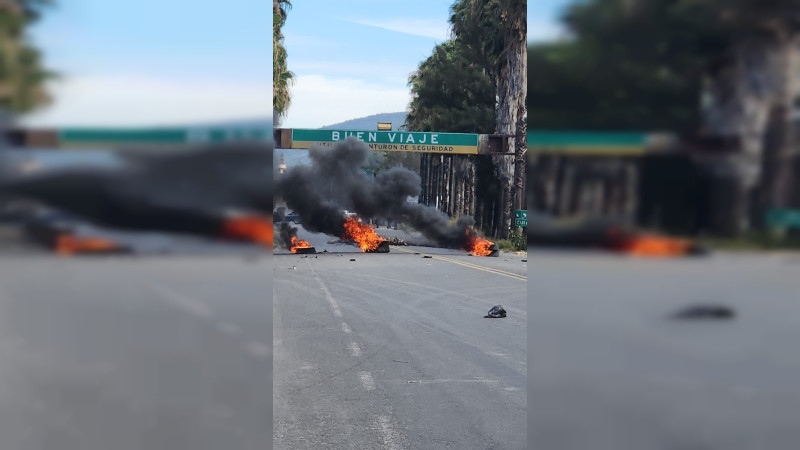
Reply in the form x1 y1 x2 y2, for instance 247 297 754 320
321 112 408 131
184 118 271 129
185 112 409 131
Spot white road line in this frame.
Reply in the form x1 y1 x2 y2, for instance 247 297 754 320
398 379 500 384
147 282 214 319
340 322 352 333
358 371 376 391
243 341 270 359
316 281 342 317
377 415 403 450
347 342 363 357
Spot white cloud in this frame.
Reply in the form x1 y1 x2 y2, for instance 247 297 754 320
346 18 449 41
528 21 567 43
280 75 409 129
19 76 272 127
290 60 413 85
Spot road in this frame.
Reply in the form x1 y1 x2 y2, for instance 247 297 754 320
528 250 800 450
273 230 528 449
0 253 273 450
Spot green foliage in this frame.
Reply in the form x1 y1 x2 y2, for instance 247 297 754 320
702 230 800 250
273 0 293 121
528 0 800 132
0 1 56 113
405 40 495 133
496 231 526 251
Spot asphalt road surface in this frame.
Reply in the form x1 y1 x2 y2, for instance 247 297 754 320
273 231 528 449
0 253 273 450
529 250 800 450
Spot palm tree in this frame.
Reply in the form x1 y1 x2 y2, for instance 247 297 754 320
450 0 527 238
706 0 800 234
0 0 54 113
273 0 294 123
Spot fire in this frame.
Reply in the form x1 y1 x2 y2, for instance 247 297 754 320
222 216 273 248
615 235 693 257
290 235 314 253
342 217 384 252
55 234 125 255
465 229 495 256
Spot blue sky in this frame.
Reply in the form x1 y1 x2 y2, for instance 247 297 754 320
21 0 570 128
280 0 570 128
21 0 272 127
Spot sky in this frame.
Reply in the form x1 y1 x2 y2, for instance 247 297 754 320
20 0 272 127
19 0 570 129
279 0 570 129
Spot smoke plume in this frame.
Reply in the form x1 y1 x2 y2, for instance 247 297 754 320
278 221 298 249
275 138 481 249
0 143 273 235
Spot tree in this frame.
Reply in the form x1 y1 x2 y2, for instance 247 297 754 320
527 39 702 132
406 40 495 134
538 0 800 235
0 0 54 113
273 0 293 123
405 39 498 235
450 0 527 239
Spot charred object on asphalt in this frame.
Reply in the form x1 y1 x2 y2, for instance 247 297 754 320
382 236 408 246
25 219 131 255
673 304 735 320
527 215 708 257
366 240 391 253
484 305 507 318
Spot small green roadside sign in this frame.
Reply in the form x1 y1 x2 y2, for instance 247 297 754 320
515 210 527 227
766 209 800 229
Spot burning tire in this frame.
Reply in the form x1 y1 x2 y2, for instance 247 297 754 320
365 241 390 253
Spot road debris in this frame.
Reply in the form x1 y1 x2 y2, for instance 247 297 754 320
484 305 507 318
673 304 735 320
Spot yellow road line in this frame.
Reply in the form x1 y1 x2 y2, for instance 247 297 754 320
394 247 527 281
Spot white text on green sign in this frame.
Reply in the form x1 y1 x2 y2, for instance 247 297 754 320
290 129 479 154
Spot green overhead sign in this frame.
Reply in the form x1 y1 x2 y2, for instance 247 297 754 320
58 127 271 147
290 128 480 154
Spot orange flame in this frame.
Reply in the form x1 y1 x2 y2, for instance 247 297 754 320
290 235 314 253
465 229 495 256
222 216 273 248
55 234 125 255
617 235 692 257
342 217 384 252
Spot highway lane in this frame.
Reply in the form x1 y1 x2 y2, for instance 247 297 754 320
528 251 800 450
273 248 528 449
0 254 272 450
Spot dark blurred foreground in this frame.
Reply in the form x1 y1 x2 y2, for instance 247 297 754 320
0 142 274 450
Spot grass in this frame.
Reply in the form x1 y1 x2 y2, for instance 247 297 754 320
495 231 526 252
495 239 516 251
701 231 800 251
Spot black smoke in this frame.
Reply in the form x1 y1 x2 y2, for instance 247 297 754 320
278 221 298 248
0 143 273 236
275 138 484 249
